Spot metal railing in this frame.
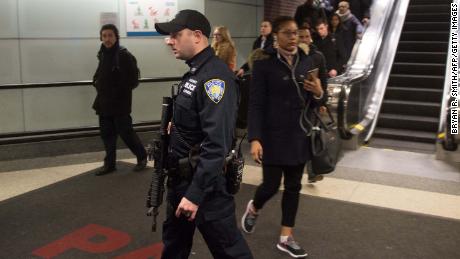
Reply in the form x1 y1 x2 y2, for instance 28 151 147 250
0 76 182 90
0 76 181 144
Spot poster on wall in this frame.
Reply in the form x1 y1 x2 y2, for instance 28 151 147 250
126 0 178 36
100 12 119 28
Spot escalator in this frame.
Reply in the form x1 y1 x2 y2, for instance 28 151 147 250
372 0 451 152
328 0 458 158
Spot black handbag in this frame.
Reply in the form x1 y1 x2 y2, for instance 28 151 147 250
309 106 341 174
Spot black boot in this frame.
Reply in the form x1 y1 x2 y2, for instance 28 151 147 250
133 157 147 171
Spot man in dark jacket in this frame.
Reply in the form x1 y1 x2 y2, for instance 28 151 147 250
236 20 274 77
92 24 147 176
314 21 347 77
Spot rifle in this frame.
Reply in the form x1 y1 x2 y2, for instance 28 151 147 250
146 96 173 232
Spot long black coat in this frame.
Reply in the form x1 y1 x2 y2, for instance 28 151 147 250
248 48 326 166
92 44 138 116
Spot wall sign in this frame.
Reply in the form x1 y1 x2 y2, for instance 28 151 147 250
126 0 178 36
100 12 119 28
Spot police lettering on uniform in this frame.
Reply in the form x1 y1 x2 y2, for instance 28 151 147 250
154 10 253 259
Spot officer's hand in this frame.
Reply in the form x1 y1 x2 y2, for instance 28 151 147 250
250 140 263 164
236 69 245 77
175 197 199 221
303 78 323 98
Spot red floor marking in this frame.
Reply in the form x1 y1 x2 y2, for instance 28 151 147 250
32 224 131 258
114 242 163 259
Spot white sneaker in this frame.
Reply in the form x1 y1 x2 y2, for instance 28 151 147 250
241 200 258 234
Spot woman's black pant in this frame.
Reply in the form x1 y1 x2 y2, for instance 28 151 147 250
253 163 305 227
98 115 146 167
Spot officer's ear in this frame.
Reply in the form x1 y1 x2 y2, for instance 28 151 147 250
192 30 206 44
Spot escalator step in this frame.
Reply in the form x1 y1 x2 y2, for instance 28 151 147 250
377 113 438 132
398 41 448 52
400 31 449 41
388 74 444 89
405 13 450 22
373 127 436 143
381 100 441 117
407 4 450 13
391 62 446 76
385 86 443 102
403 22 450 31
395 51 447 63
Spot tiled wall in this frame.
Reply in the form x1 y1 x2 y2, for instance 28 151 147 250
0 0 263 134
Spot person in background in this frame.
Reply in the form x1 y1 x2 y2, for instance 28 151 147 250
314 20 346 78
294 0 323 29
333 0 372 25
313 0 335 19
336 1 364 60
241 16 326 258
92 24 147 176
236 20 274 77
329 13 345 43
298 27 328 183
211 26 237 71
298 27 328 92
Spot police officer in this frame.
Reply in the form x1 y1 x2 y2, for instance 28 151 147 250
154 10 253 259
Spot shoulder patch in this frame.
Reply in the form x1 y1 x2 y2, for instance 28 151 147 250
204 79 225 104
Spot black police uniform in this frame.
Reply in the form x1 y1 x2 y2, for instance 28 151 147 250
162 46 253 259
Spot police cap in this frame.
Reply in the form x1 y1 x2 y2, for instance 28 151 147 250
155 9 211 38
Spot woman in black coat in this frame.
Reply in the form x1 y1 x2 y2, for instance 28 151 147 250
241 16 325 258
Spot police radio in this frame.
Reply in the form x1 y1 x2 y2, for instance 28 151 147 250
225 134 246 194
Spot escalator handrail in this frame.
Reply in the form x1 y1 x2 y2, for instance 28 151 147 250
328 0 397 137
362 0 410 141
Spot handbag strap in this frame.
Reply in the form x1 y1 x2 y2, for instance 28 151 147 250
312 104 335 131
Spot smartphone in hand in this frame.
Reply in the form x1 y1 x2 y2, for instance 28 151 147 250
306 68 319 81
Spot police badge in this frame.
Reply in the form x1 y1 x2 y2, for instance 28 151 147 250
204 79 225 104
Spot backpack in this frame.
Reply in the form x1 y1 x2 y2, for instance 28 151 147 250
110 46 140 89
127 51 140 89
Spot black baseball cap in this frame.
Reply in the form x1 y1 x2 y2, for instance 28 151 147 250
155 9 211 38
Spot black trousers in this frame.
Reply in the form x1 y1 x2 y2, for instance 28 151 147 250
253 164 305 227
162 179 253 259
98 115 146 167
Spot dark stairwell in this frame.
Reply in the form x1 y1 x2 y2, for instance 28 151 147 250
371 0 450 153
